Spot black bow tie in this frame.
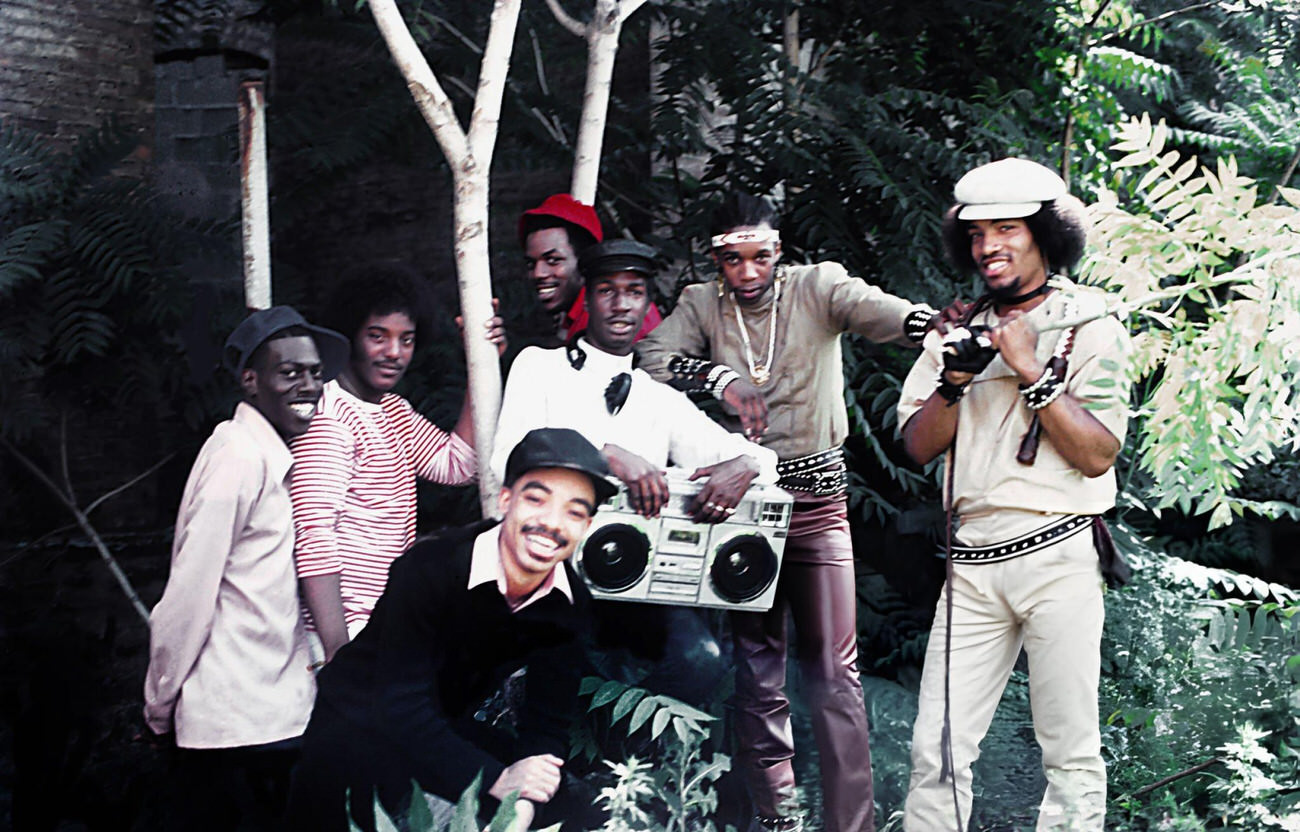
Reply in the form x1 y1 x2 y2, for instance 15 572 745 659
605 373 632 415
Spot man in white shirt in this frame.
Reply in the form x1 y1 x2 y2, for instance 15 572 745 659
492 238 778 514
491 238 779 702
143 306 349 832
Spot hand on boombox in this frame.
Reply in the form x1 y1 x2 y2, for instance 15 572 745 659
941 325 997 376
602 444 669 518
690 455 760 524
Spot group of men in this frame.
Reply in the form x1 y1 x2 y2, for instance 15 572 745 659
143 157 1131 832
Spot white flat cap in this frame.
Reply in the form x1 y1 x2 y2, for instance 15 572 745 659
953 158 1067 220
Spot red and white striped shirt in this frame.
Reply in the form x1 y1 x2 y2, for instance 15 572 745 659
290 381 476 631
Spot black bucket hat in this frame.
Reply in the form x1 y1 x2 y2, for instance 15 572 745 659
223 305 351 381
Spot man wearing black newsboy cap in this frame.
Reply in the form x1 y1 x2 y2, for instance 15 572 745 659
143 306 349 831
288 428 615 832
489 237 779 705
897 159 1132 830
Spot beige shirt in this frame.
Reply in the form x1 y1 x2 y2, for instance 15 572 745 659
638 262 919 460
897 285 1132 527
143 402 315 748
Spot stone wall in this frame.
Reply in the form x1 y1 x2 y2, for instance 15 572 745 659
0 0 154 147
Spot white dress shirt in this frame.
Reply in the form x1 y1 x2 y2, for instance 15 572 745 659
467 525 573 613
491 339 778 485
143 402 315 748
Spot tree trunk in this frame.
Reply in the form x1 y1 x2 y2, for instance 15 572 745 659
570 2 622 203
452 171 503 507
368 0 520 514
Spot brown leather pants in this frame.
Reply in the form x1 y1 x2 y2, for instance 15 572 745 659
731 494 875 832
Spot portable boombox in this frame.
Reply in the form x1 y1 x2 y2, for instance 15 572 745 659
575 469 794 612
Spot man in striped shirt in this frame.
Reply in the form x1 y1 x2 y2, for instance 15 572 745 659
290 264 502 663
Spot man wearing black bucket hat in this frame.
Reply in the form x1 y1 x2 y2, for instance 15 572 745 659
897 158 1132 830
143 306 350 831
287 428 617 832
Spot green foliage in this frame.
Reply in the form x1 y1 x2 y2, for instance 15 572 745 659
1084 114 1300 527
0 119 223 461
577 676 732 832
351 772 558 832
1101 523 1300 827
1208 724 1300 830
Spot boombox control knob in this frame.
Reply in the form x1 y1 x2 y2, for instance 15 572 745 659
580 523 651 591
710 533 778 603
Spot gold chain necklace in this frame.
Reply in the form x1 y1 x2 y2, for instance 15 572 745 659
732 274 782 386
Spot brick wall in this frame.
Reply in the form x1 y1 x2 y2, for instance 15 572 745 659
0 0 153 147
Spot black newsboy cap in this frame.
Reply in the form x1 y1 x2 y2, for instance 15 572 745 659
503 428 618 504
578 239 659 282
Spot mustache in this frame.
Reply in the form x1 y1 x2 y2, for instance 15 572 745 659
520 524 569 548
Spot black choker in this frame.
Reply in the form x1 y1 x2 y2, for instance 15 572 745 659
994 284 1052 306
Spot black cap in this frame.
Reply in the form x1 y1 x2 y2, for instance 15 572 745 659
503 428 618 504
223 305 351 380
578 239 659 282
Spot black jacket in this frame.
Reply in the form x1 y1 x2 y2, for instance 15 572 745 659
313 519 594 803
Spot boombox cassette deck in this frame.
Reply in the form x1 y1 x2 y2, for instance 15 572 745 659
575 470 794 612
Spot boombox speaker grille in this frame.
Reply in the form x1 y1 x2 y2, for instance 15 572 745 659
710 533 778 603
581 524 651 591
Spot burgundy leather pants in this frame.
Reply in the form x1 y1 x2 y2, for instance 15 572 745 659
730 494 875 832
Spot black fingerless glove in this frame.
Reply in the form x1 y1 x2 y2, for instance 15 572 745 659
941 325 997 375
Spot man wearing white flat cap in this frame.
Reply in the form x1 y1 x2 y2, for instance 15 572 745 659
896 158 1132 830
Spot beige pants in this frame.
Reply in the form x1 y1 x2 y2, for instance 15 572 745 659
904 512 1106 831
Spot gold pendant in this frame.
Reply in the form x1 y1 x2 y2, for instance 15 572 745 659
751 368 770 386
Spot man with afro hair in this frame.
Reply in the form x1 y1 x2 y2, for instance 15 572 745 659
290 263 502 663
897 158 1132 830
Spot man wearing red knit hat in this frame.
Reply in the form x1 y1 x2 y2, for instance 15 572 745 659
519 193 661 344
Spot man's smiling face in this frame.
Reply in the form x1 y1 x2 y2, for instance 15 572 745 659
497 467 596 585
524 227 583 315
967 217 1048 299
242 334 324 439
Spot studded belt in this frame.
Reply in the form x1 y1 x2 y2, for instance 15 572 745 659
776 447 846 496
950 514 1094 564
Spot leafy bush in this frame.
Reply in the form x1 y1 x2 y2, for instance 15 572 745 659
1101 523 1299 828
577 677 733 832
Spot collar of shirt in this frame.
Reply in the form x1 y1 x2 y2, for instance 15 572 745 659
232 401 294 483
574 337 634 376
328 378 385 413
468 525 574 613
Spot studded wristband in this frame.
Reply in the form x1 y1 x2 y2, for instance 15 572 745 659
904 305 939 345
1019 365 1066 410
667 355 740 399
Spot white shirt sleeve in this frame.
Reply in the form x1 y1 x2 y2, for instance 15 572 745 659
658 384 779 483
491 347 550 483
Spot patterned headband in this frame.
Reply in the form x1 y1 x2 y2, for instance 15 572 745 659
710 229 781 248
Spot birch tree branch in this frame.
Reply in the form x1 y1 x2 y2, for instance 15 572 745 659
467 0 522 165
367 0 471 166
545 0 587 38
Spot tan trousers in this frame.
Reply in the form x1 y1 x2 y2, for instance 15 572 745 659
904 513 1106 831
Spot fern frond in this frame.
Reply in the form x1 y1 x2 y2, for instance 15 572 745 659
1086 46 1179 102
0 121 60 216
57 118 140 199
0 219 67 296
